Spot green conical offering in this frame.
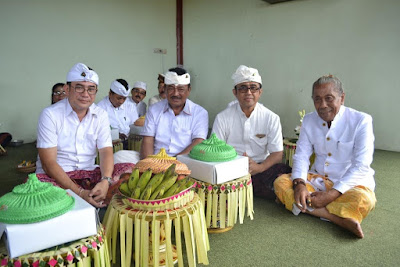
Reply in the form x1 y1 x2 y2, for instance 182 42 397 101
189 133 237 162
0 173 75 224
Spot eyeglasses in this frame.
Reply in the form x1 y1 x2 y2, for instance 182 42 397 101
52 91 66 96
132 88 146 96
71 85 98 95
166 85 188 94
236 85 261 93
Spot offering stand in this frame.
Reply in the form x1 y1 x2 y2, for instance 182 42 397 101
103 193 209 267
0 226 110 267
191 174 253 232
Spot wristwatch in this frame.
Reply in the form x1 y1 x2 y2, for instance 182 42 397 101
101 176 113 186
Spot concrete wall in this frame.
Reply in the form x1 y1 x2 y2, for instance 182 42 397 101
0 0 176 142
183 0 400 151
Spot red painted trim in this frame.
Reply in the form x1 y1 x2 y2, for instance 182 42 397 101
176 0 183 65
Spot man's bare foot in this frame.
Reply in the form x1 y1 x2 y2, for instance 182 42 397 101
338 218 364 238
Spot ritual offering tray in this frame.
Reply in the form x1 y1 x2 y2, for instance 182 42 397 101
179 134 254 232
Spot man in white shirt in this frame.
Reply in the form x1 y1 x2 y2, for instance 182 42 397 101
212 65 291 199
36 63 134 208
128 81 147 117
97 79 138 143
148 74 166 106
140 67 209 158
274 75 376 238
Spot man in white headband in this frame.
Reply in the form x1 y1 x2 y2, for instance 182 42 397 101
140 67 209 158
274 75 376 238
35 63 135 208
127 81 147 117
148 74 166 106
212 65 290 199
97 79 138 143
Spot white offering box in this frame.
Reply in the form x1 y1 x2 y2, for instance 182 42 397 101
0 190 97 258
177 155 249 184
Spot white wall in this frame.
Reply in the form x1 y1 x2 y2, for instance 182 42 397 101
1 0 399 152
183 0 400 151
0 0 176 142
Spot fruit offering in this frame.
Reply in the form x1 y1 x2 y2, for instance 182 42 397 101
119 164 194 200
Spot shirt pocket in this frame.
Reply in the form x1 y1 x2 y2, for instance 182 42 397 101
249 134 268 155
336 140 354 163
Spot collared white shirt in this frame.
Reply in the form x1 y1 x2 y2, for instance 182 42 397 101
36 98 112 173
148 95 163 106
97 96 138 135
292 105 375 193
127 98 147 117
212 102 283 163
141 99 209 156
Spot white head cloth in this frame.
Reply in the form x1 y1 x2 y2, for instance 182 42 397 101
164 71 190 85
231 65 262 86
66 63 99 86
110 80 131 97
132 81 147 90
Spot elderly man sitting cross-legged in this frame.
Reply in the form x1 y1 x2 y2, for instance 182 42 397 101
274 75 376 238
35 63 134 208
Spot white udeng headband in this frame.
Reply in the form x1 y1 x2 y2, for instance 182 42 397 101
164 71 190 85
132 81 147 90
110 80 130 97
231 65 262 86
66 63 99 85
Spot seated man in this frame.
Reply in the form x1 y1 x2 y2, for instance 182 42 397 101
274 75 376 238
36 63 134 208
212 65 291 199
97 79 139 142
128 81 147 117
140 67 209 158
148 74 166 106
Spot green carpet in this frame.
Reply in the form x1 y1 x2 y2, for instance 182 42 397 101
0 145 399 266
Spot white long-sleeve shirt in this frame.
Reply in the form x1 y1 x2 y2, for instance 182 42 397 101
97 96 138 136
292 105 375 193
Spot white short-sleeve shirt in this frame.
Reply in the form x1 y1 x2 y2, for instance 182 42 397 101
212 102 283 163
127 98 147 117
97 96 138 135
292 105 375 193
141 99 209 156
36 98 112 173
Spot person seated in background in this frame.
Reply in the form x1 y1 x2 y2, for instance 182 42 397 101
274 75 376 238
128 81 147 117
36 63 134 208
97 79 138 144
212 65 291 200
148 74 166 106
140 67 209 158
51 83 66 104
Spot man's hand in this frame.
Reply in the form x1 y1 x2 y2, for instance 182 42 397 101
293 179 309 213
310 189 341 208
119 133 128 141
86 179 109 208
246 155 262 175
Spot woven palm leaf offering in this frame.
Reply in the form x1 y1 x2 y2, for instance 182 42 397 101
0 173 74 224
117 148 195 210
189 133 237 162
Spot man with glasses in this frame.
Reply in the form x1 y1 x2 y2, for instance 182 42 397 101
128 81 147 117
97 79 138 142
51 83 66 104
140 67 208 158
36 63 134 208
212 65 291 199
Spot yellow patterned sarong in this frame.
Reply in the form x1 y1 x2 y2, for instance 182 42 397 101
274 173 376 223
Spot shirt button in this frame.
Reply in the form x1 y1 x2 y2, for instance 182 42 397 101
326 137 330 141
328 152 332 156
322 123 326 126
325 162 329 166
